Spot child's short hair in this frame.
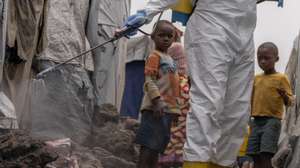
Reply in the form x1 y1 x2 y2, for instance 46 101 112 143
151 20 175 37
258 42 279 56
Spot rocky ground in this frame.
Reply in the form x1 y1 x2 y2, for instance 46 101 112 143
0 130 57 168
0 104 139 168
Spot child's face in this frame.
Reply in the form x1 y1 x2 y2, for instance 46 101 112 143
152 24 175 53
257 47 278 73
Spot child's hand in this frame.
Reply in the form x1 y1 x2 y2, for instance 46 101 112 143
152 98 168 118
277 88 286 97
277 88 289 105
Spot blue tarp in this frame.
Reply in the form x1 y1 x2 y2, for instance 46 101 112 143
120 61 145 119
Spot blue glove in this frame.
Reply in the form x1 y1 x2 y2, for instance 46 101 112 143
124 10 147 36
277 0 283 7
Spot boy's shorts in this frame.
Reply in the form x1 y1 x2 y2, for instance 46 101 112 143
135 110 173 153
247 117 281 155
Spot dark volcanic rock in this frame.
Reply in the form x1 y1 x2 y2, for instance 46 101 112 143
93 104 120 127
88 122 138 162
86 104 139 164
91 147 136 168
0 130 58 168
0 103 139 168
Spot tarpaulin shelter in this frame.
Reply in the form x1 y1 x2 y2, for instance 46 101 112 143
2 0 48 130
30 0 131 144
29 0 94 143
0 0 7 82
86 0 130 111
273 30 300 168
0 0 18 130
0 0 130 144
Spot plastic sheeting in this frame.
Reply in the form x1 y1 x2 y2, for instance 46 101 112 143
30 0 131 144
0 92 18 129
6 0 48 61
2 0 48 130
35 0 93 71
0 2 17 129
0 0 7 82
30 0 94 144
86 0 130 110
126 36 152 63
274 31 300 168
282 31 300 136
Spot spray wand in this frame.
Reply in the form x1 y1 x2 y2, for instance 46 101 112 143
36 11 165 79
36 25 141 79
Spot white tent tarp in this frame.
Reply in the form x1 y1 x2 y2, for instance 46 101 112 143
273 30 300 168
0 0 7 82
86 0 130 110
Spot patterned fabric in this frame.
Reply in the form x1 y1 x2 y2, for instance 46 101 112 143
141 50 181 115
158 75 190 166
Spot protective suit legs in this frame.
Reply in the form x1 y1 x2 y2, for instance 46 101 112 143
215 43 254 165
183 17 255 166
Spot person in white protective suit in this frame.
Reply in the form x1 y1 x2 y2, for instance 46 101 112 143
123 0 257 168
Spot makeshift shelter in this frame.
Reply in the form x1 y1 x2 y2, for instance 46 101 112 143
120 36 153 119
30 0 131 144
273 30 300 168
0 1 139 167
86 0 130 111
2 0 48 129
0 0 7 82
0 0 131 145
30 0 95 144
0 1 17 129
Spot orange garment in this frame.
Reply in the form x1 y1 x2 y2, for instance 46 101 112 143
140 50 180 115
251 73 293 119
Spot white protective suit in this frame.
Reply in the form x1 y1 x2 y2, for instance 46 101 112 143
142 0 256 166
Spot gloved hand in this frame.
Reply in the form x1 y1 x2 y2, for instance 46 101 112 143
123 10 148 36
257 0 284 7
277 0 283 7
